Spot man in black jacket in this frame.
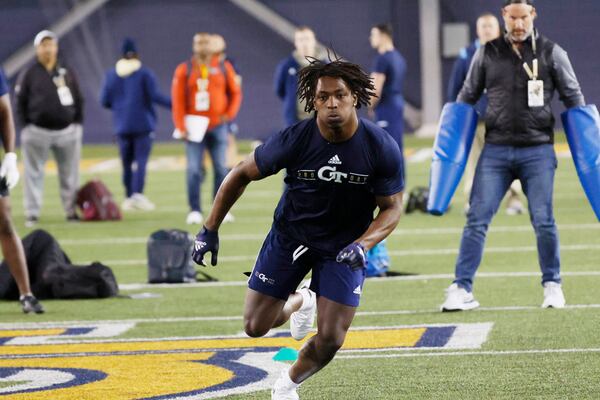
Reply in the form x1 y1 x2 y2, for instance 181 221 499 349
441 0 585 311
15 30 84 226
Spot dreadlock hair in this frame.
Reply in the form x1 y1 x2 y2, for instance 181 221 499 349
297 52 376 113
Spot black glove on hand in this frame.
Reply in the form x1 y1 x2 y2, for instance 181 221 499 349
336 242 367 270
192 226 219 266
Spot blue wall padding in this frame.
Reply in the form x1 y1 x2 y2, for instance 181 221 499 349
427 102 478 215
561 104 600 221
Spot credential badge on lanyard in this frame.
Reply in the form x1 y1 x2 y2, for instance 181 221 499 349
195 64 210 112
516 33 544 108
53 68 74 107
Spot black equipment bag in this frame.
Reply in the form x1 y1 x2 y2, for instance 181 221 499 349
0 229 119 299
147 229 213 283
43 262 119 299
405 186 430 214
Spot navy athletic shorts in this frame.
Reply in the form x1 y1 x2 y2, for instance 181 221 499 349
248 228 366 307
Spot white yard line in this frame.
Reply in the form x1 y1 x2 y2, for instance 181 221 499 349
117 270 600 290
1 304 599 330
336 347 600 359
97 242 600 268
59 223 600 245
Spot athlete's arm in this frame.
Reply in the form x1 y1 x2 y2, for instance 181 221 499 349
369 72 386 109
0 94 16 153
355 191 403 251
204 151 263 231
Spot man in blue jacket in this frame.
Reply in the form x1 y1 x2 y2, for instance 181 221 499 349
447 13 524 215
100 38 171 211
274 26 323 127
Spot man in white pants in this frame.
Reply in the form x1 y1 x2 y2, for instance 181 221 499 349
15 30 83 226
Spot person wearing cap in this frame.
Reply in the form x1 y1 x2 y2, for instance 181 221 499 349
440 0 585 311
0 68 44 314
447 12 525 216
15 30 84 226
100 38 171 211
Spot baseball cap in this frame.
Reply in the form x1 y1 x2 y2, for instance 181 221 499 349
33 30 57 47
503 0 533 6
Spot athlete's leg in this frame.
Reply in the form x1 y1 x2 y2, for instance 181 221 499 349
243 288 303 337
244 230 312 337
289 297 355 383
0 197 32 296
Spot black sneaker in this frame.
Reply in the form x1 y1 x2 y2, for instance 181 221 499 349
25 216 38 228
66 213 79 222
20 295 45 314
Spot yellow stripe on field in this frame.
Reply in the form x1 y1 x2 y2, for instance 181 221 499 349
0 329 65 338
0 328 426 356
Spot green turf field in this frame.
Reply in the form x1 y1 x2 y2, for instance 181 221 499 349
0 138 598 399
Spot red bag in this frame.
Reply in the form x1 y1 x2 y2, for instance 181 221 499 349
76 180 122 221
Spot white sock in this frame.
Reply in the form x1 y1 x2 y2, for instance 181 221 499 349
298 288 313 312
280 368 299 389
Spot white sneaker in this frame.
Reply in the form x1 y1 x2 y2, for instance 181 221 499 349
131 193 156 211
440 283 480 312
121 197 135 211
186 211 203 225
223 212 235 223
290 281 316 341
271 368 299 400
506 198 525 215
542 282 566 308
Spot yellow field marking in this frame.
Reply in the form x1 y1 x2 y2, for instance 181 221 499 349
0 352 229 400
0 329 65 338
0 327 427 356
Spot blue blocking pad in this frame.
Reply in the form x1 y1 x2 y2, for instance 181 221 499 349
427 102 479 215
561 104 600 221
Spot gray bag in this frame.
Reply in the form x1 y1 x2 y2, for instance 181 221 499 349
147 229 197 283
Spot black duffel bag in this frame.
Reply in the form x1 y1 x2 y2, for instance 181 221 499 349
0 229 119 299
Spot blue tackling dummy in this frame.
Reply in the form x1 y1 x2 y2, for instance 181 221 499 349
427 102 479 215
561 104 600 221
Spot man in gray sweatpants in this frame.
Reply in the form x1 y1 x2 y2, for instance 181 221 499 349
15 30 83 226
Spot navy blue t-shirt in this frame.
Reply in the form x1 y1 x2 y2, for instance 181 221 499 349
372 50 406 103
254 118 404 257
0 69 9 97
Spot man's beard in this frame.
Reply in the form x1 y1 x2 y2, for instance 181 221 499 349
508 27 533 43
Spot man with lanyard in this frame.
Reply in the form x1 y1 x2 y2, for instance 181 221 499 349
447 12 525 215
0 68 44 314
191 57 404 399
172 32 242 225
15 30 84 226
441 0 586 311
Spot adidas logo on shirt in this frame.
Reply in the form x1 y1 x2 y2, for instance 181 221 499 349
328 155 342 165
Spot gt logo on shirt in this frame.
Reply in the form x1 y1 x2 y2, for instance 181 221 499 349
318 166 348 183
316 166 368 185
